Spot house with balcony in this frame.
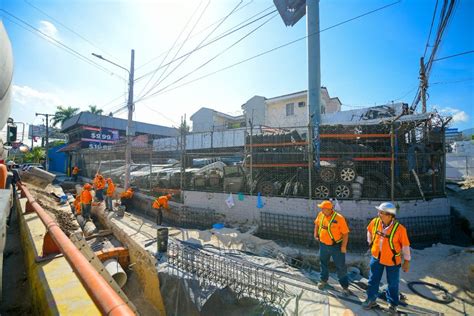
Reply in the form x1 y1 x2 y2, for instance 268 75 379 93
242 87 341 129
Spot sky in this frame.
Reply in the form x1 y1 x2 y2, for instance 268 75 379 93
1 0 473 144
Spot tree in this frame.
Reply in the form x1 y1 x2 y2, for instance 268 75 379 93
51 106 79 127
88 105 103 115
24 147 45 163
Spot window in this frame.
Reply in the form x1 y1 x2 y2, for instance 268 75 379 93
298 101 305 107
286 103 294 116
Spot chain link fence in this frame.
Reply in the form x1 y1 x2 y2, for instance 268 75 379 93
71 116 446 202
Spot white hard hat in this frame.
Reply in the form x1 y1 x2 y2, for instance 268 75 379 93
6 160 15 166
375 202 397 215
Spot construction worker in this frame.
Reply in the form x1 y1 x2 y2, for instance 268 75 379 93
71 165 79 182
362 202 411 315
80 183 93 221
314 200 351 295
105 178 115 211
152 193 172 225
73 193 82 215
93 173 106 202
120 187 134 212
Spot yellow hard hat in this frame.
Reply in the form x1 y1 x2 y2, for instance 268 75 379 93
317 200 333 209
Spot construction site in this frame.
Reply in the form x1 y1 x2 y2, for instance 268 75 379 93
1 0 473 315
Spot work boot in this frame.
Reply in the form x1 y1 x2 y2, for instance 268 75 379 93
341 287 352 296
318 280 328 290
362 299 378 310
388 304 397 315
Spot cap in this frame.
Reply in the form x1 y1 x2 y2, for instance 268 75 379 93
317 200 334 209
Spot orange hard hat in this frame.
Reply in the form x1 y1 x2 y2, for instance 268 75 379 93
317 200 333 209
84 183 92 190
106 178 112 182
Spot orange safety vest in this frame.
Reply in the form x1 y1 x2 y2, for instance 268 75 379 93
314 211 349 246
0 164 7 189
367 217 410 266
74 194 82 214
152 196 169 209
80 190 92 204
120 189 134 199
94 176 106 190
106 182 115 197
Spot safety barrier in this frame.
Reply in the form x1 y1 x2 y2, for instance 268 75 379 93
18 184 135 316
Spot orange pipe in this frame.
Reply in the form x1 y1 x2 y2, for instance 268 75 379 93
18 184 135 316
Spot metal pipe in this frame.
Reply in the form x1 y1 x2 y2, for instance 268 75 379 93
18 184 135 316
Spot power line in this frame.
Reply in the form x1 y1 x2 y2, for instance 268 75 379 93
136 1 204 100
423 0 439 59
138 12 278 102
134 6 278 82
136 1 401 100
431 77 474 85
137 0 212 100
433 49 474 62
1 9 126 81
142 0 244 97
23 0 118 60
135 0 258 71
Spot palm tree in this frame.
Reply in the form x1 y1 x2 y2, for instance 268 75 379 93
24 147 45 163
88 105 103 115
51 105 79 127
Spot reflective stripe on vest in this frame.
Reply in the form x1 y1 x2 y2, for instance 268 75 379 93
318 211 342 244
372 218 401 264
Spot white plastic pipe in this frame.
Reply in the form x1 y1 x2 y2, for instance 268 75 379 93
103 258 127 288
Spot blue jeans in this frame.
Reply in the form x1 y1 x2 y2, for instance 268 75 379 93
367 256 401 306
319 243 349 288
96 189 104 201
105 196 113 210
81 203 91 220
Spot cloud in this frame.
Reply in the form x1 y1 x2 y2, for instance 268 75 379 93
38 20 59 40
12 85 63 121
437 106 470 123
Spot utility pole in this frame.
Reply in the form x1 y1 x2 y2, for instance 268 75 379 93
307 0 322 169
125 49 135 190
419 57 428 114
92 49 135 189
35 113 53 171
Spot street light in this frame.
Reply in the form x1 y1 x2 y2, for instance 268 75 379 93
92 50 135 189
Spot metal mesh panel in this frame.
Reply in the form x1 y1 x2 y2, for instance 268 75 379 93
167 240 287 310
258 212 452 250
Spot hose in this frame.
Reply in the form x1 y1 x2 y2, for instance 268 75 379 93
407 281 454 304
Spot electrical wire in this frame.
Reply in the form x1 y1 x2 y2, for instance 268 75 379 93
431 77 474 85
137 12 278 102
136 0 257 71
0 9 126 82
135 1 401 101
433 49 474 62
134 5 277 82
22 0 118 61
142 0 244 98
423 0 439 59
138 1 206 98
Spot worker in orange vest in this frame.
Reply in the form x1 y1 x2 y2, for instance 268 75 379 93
120 187 134 212
362 202 411 315
71 165 79 182
73 193 82 215
105 178 115 211
314 200 350 295
93 173 106 202
80 183 93 221
152 194 172 225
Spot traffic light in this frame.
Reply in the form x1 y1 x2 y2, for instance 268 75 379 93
7 125 17 143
